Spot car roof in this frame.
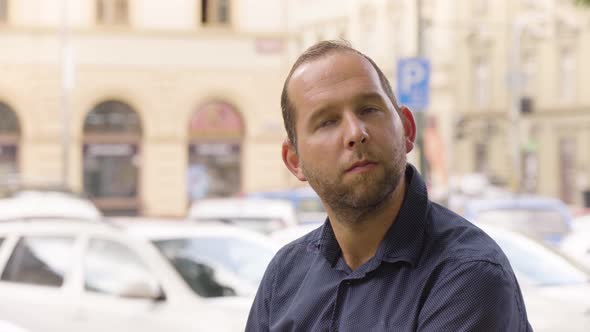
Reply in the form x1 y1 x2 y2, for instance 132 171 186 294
0 191 102 221
0 218 119 236
187 198 297 221
117 219 274 243
249 186 320 199
463 195 573 222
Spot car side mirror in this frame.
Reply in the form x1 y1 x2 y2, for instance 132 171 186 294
119 276 165 301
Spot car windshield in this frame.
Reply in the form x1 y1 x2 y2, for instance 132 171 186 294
488 229 588 286
154 236 276 287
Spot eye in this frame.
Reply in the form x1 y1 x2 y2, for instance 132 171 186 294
360 107 379 116
318 119 337 129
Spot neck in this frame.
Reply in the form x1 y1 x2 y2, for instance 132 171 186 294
327 175 408 271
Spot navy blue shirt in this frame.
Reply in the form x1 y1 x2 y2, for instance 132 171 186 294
246 165 532 332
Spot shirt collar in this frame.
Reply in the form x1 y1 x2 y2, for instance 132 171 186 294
318 163 429 268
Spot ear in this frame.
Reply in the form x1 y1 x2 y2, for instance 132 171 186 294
400 106 417 153
282 139 307 182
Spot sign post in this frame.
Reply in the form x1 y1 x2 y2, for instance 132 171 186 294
397 57 430 176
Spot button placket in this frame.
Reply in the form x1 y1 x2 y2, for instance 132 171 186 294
329 279 353 332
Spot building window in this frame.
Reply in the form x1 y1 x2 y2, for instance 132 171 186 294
187 101 243 202
0 102 20 184
559 48 576 103
96 0 128 25
0 0 7 23
83 100 142 216
201 0 231 26
473 57 490 109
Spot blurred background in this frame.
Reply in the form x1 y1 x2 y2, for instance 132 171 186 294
1 1 590 331
0 0 589 217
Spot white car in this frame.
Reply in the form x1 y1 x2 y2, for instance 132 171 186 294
0 190 102 221
188 198 298 234
0 219 251 332
118 219 279 297
560 215 590 270
270 222 323 247
481 225 590 332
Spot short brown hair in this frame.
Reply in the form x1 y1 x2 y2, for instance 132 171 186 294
281 40 400 148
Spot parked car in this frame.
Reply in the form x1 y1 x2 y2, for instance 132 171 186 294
481 225 590 331
270 222 324 247
463 195 573 246
0 219 251 332
560 215 590 270
0 190 102 221
187 198 298 234
248 186 326 224
118 219 279 296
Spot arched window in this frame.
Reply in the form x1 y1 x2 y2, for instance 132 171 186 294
83 100 142 216
0 101 20 187
187 101 243 201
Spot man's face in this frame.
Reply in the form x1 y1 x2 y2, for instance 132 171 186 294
284 51 414 212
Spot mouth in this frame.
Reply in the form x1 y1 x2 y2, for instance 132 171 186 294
345 160 378 173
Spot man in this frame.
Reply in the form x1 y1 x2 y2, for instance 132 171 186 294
246 41 531 331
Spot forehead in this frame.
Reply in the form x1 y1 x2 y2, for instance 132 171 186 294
287 51 384 111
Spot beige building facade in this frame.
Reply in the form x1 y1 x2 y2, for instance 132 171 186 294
0 0 293 216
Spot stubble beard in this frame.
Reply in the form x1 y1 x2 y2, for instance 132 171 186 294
301 146 407 225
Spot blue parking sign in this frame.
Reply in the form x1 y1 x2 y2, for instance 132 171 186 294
397 58 430 111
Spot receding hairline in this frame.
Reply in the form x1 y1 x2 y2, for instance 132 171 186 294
285 48 400 112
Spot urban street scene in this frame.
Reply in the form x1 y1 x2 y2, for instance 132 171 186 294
0 0 590 331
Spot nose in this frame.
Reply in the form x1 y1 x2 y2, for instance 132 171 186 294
344 113 368 149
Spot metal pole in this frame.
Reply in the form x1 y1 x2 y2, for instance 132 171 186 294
509 23 523 193
60 0 71 189
415 0 428 179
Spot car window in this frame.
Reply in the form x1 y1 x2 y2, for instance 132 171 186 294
1 236 75 287
155 236 275 286
84 238 155 296
168 256 237 298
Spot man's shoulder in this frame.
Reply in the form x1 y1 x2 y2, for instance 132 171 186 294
425 202 508 266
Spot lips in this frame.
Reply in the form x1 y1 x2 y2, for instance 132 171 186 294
346 160 377 173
